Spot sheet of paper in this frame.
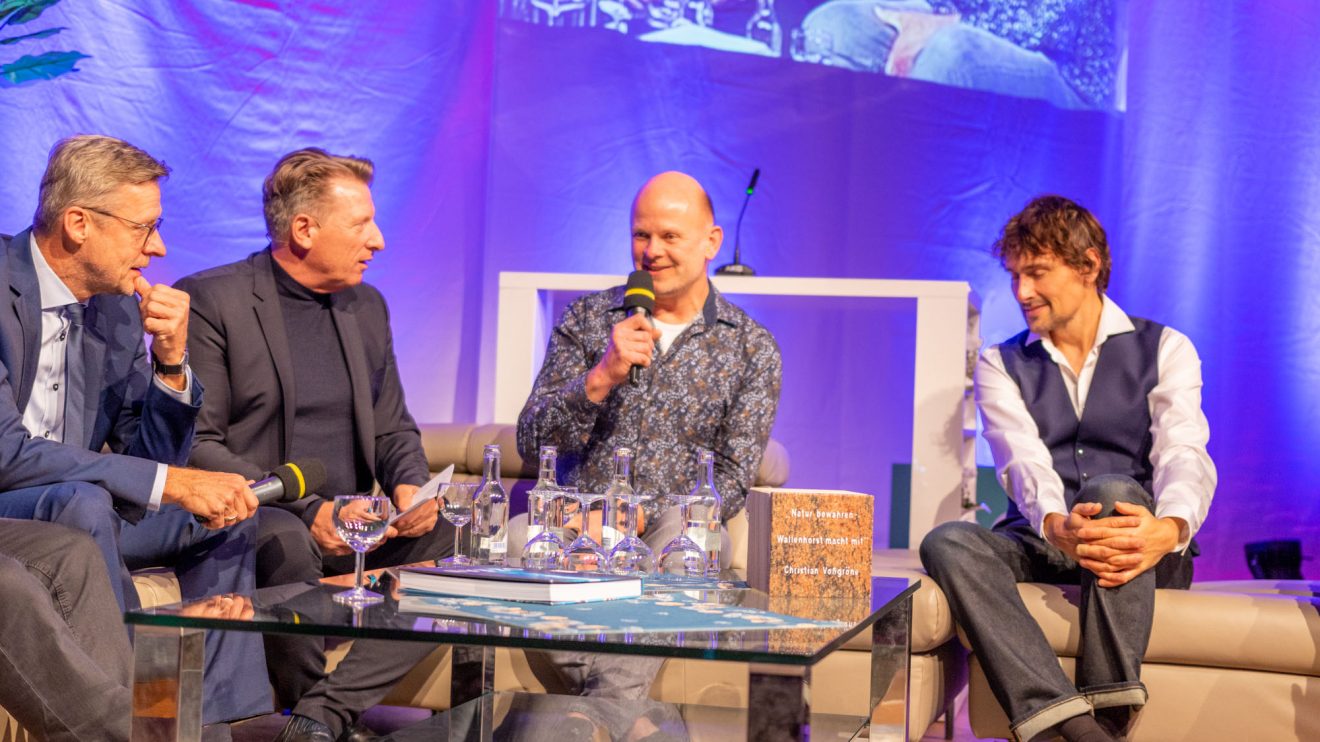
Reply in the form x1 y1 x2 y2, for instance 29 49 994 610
389 464 454 525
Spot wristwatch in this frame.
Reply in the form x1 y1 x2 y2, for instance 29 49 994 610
152 350 188 376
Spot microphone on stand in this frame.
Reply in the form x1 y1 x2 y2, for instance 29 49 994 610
716 168 760 276
623 270 656 386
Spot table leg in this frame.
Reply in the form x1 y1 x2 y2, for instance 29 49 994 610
131 625 204 742
869 595 912 741
747 663 811 741
450 645 495 741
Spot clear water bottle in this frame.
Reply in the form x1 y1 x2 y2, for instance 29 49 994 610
527 445 561 540
686 449 723 575
600 447 634 552
524 446 567 569
472 444 509 565
746 0 782 56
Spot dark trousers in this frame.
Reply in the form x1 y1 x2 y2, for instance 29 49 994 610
0 519 133 742
257 506 455 735
0 482 271 725
919 474 1194 741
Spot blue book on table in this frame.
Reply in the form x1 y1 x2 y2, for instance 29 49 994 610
400 565 642 604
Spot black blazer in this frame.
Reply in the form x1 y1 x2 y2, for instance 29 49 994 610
175 248 429 525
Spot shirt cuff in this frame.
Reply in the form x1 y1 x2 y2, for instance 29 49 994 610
148 462 167 511
1154 501 1198 552
563 373 604 419
151 366 194 403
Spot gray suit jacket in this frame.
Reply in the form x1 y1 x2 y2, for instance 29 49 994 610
176 248 429 525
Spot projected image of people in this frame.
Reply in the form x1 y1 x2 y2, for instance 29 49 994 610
497 0 1123 110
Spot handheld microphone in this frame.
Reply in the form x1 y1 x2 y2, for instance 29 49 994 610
623 270 656 386
252 459 327 505
716 168 759 276
195 459 327 526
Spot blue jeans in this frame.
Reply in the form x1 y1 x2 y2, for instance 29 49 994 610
919 475 1193 741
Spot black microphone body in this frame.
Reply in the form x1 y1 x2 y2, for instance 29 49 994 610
194 459 327 525
251 459 327 505
622 270 656 386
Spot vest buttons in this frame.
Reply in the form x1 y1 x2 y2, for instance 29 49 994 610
1082 472 1090 479
1076 448 1085 456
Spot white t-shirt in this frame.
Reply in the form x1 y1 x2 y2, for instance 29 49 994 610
652 317 693 355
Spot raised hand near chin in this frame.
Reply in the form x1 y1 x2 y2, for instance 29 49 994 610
135 275 191 388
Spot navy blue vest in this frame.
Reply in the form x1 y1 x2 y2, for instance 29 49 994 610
998 317 1164 524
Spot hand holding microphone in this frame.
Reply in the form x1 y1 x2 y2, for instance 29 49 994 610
168 459 326 529
585 271 660 403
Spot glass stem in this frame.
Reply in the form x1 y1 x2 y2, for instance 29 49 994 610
354 550 366 591
453 526 462 561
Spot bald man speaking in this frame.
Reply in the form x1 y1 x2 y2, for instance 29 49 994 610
513 171 782 736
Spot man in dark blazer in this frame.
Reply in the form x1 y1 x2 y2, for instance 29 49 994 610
0 135 269 727
177 147 452 741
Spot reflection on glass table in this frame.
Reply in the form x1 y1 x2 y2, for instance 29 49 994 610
126 573 918 741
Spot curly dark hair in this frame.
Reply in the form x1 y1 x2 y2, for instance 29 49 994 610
993 195 1111 293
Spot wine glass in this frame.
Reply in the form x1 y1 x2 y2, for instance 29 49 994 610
331 495 391 605
523 486 565 571
563 491 608 571
439 482 478 565
607 490 655 575
658 493 709 579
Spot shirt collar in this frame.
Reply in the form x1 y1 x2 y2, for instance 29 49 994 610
1030 294 1135 358
28 232 78 310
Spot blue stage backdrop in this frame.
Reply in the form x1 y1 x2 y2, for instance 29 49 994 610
1 1 1317 579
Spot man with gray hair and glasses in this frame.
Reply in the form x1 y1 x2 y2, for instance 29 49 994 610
0 135 271 731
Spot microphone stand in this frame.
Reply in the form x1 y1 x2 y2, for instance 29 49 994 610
716 168 759 276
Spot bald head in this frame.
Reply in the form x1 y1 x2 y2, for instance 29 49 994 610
631 171 715 225
629 171 723 318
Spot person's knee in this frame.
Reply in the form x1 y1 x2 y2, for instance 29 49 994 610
44 483 116 531
919 520 984 572
1076 475 1151 517
256 508 321 585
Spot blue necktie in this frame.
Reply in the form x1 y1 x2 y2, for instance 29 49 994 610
63 303 86 448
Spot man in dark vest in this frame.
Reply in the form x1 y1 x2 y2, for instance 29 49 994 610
920 196 1216 742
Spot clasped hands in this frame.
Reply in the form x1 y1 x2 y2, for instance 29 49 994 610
1044 502 1183 588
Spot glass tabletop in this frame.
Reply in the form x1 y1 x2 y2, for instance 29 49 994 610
125 570 916 667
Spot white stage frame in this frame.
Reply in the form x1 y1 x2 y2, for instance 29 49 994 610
493 272 981 546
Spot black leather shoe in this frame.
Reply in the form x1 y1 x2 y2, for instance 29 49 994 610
273 715 335 742
337 723 379 742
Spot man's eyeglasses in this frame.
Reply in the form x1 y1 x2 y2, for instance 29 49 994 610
79 206 163 249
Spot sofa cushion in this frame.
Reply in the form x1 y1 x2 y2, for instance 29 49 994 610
863 549 956 654
963 581 1320 677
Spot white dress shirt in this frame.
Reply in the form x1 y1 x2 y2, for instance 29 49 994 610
977 296 1217 550
21 235 192 510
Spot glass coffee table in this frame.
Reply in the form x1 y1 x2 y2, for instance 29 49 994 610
126 571 917 741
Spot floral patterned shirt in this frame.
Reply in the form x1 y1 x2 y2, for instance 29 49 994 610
516 283 782 523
